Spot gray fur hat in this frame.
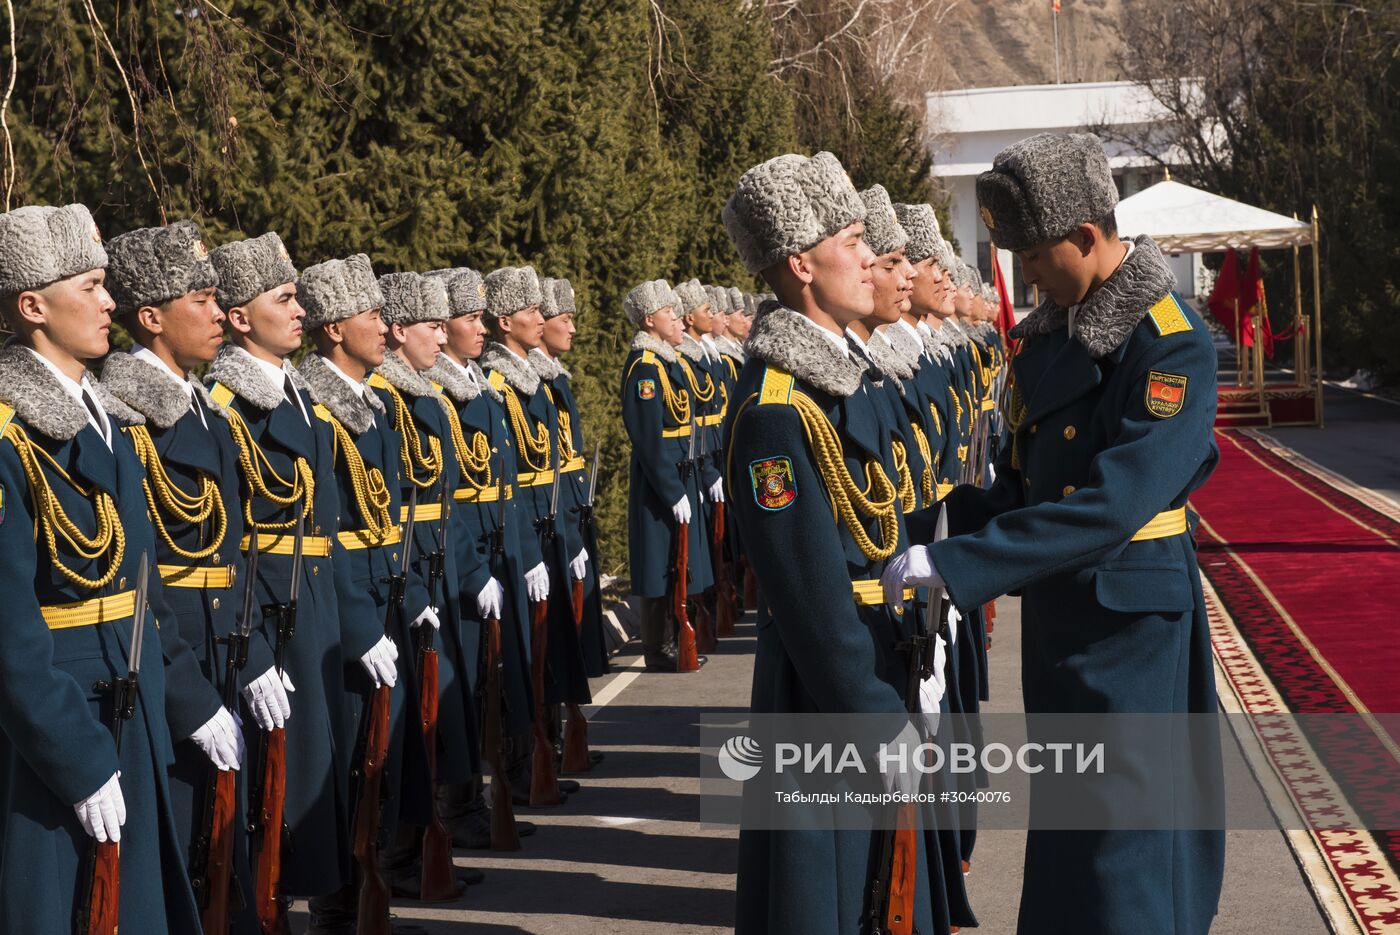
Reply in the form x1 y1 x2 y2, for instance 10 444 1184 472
298 254 384 329
423 267 487 316
723 151 866 274
674 279 709 315
105 219 218 316
554 278 576 315
976 132 1118 252
484 266 543 318
704 284 727 313
210 231 297 309
623 279 675 327
858 185 908 256
0 203 107 296
538 277 561 318
379 272 449 325
895 203 942 264
740 293 759 317
726 286 743 314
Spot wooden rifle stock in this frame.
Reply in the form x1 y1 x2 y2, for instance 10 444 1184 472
481 615 520 849
199 767 237 934
712 502 737 637
417 637 457 900
883 805 918 935
673 523 700 672
79 840 119 935
352 684 392 935
528 598 562 806
253 726 287 934
562 578 592 773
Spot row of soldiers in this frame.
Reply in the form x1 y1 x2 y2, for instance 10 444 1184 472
0 206 611 933
619 189 1009 684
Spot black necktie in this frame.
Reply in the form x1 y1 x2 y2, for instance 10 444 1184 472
80 387 109 443
847 336 885 383
283 374 309 424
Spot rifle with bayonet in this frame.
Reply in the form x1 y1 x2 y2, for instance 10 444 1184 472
252 506 305 935
76 551 150 935
690 422 716 654
672 419 700 672
706 416 737 639
476 476 520 850
353 488 416 935
195 536 261 934
528 438 562 806
561 443 600 774
418 483 458 900
869 506 950 935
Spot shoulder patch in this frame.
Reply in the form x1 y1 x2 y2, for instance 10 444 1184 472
1145 370 1188 418
487 371 506 392
209 382 235 408
1147 294 1193 337
637 378 656 400
750 456 797 511
758 366 795 406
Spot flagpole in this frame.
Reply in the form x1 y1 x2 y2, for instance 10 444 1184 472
1052 1 1062 84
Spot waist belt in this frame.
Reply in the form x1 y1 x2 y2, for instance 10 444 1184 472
240 532 334 558
158 564 237 590
337 525 403 551
42 590 135 630
851 579 913 606
560 455 586 473
455 483 513 503
981 398 996 412
399 502 445 523
935 483 955 500
515 469 554 488
697 413 724 427
1131 507 1188 542
661 425 690 439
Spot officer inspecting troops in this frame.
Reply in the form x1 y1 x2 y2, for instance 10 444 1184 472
884 132 1225 934
0 203 224 933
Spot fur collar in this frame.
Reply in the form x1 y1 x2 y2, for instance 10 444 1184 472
716 335 746 363
298 353 383 435
744 305 867 398
374 348 439 398
629 331 678 364
479 342 540 396
423 356 478 404
869 330 914 382
884 323 924 371
920 323 956 362
205 343 309 411
100 350 227 429
0 342 143 441
528 347 571 383
1010 236 1176 358
677 334 709 365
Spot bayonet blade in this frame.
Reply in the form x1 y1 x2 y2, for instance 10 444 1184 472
127 551 150 676
435 483 450 554
585 441 600 507
687 417 698 462
931 504 950 608
401 486 420 576
548 428 562 519
287 503 306 606
239 532 262 639
494 475 506 530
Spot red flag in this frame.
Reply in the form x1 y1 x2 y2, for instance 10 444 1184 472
1206 250 1242 335
1240 247 1275 359
1052 0 1062 11
990 251 1018 353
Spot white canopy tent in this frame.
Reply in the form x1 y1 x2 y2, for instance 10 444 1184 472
1116 179 1313 253
1116 178 1323 427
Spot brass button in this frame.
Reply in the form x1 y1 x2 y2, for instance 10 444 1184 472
211 597 221 610
1029 424 1038 434
1063 426 1076 440
314 524 322 535
211 553 222 566
119 576 127 589
312 565 320 576
1062 485 1076 497
392 552 399 563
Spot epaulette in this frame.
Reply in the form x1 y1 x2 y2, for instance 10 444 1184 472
209 382 235 408
1147 293 1193 337
0 401 14 437
758 366 795 406
313 403 333 423
487 370 506 392
367 373 391 391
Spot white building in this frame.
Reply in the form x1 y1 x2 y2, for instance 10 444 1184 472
927 79 1202 307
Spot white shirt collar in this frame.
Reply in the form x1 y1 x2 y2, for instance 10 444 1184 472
793 312 849 358
502 344 531 366
25 346 111 448
131 343 193 398
699 335 720 361
893 318 922 344
440 353 474 385
245 349 308 424
322 356 369 399
915 319 933 339
844 327 869 352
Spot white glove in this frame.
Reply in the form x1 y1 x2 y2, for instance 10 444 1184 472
879 721 925 798
945 604 962 646
708 477 725 504
360 635 399 688
525 562 550 603
986 462 997 484
477 577 505 619
191 706 245 772
74 773 126 843
242 665 294 730
570 548 588 581
917 635 949 737
882 545 944 607
671 495 692 525
412 605 441 630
